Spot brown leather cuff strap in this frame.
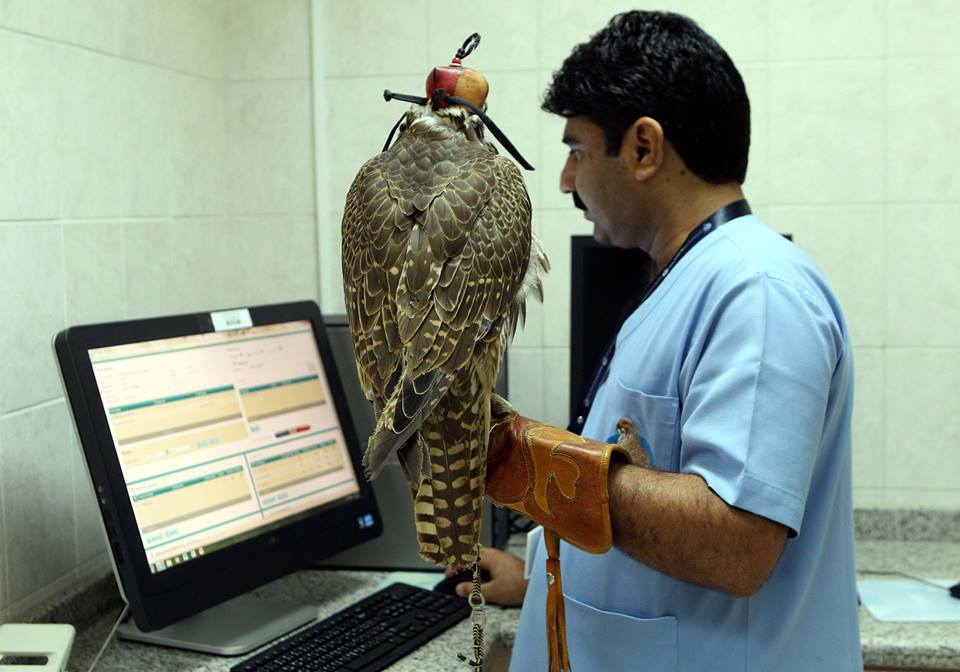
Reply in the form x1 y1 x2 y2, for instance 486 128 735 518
486 414 631 554
544 529 571 672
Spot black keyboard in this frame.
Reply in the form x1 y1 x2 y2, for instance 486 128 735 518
230 582 471 672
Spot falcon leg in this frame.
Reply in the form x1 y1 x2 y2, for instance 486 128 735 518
456 555 486 669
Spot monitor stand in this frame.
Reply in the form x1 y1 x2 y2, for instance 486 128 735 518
117 595 316 656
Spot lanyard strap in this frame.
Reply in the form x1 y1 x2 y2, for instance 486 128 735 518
567 199 752 434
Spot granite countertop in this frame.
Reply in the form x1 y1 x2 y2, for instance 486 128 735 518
857 540 960 670
488 538 960 670
61 570 522 672
22 511 960 671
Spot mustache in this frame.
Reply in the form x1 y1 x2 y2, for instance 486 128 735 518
572 192 587 211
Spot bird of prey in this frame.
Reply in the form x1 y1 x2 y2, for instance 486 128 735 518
341 46 547 570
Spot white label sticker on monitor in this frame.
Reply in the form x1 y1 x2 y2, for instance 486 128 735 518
211 309 253 332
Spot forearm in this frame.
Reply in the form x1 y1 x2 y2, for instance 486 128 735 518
608 462 787 597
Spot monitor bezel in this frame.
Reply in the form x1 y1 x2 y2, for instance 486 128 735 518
55 301 382 631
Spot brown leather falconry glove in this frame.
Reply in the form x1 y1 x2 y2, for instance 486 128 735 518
485 394 648 672
486 394 648 552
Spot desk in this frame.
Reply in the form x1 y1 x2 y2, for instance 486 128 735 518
63 569 519 671
857 540 960 671
22 538 960 671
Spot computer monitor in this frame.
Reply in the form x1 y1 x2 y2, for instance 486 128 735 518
569 236 652 421
55 301 382 654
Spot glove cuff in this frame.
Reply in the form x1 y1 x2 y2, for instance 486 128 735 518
486 414 634 554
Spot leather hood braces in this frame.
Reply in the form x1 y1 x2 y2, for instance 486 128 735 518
379 33 534 171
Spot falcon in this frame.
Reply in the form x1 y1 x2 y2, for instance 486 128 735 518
341 38 547 571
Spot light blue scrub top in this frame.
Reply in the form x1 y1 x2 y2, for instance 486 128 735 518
510 215 862 671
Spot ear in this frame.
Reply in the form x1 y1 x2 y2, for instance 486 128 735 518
623 117 665 182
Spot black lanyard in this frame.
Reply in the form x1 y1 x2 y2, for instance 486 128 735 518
567 199 752 434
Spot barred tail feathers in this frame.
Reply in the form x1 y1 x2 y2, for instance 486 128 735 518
412 383 490 568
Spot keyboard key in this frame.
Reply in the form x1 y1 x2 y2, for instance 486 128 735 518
346 643 397 671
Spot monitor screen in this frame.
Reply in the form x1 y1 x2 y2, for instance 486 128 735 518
87 320 362 575
56 302 382 639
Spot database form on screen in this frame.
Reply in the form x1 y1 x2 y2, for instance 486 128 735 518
88 320 362 574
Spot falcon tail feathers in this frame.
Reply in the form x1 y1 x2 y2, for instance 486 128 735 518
411 384 490 569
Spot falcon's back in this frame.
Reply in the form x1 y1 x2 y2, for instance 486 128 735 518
342 106 545 568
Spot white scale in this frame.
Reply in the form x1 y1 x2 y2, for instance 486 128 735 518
0 624 75 672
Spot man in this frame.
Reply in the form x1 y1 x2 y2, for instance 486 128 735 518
451 10 862 671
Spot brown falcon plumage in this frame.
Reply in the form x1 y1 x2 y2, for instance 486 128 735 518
341 102 548 569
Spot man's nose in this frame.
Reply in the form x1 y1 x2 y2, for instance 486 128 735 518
559 155 575 194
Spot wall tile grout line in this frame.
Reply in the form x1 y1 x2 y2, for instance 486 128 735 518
0 218 59 225
530 201 960 212
880 0 889 504
2 397 63 419
0 24 221 83
50 214 318 225
225 76 313 85
0 425 7 619
60 206 80 570
6 568 85 622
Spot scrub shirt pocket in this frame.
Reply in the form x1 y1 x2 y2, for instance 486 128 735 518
565 592 678 671
606 377 680 471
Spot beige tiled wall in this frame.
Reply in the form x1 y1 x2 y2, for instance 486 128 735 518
0 0 317 623
313 0 960 514
2 0 958 627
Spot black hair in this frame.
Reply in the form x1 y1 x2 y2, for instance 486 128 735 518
542 11 750 184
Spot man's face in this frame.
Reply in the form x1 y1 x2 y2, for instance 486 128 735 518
559 116 638 248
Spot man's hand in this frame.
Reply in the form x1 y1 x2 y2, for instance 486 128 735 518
444 547 527 606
